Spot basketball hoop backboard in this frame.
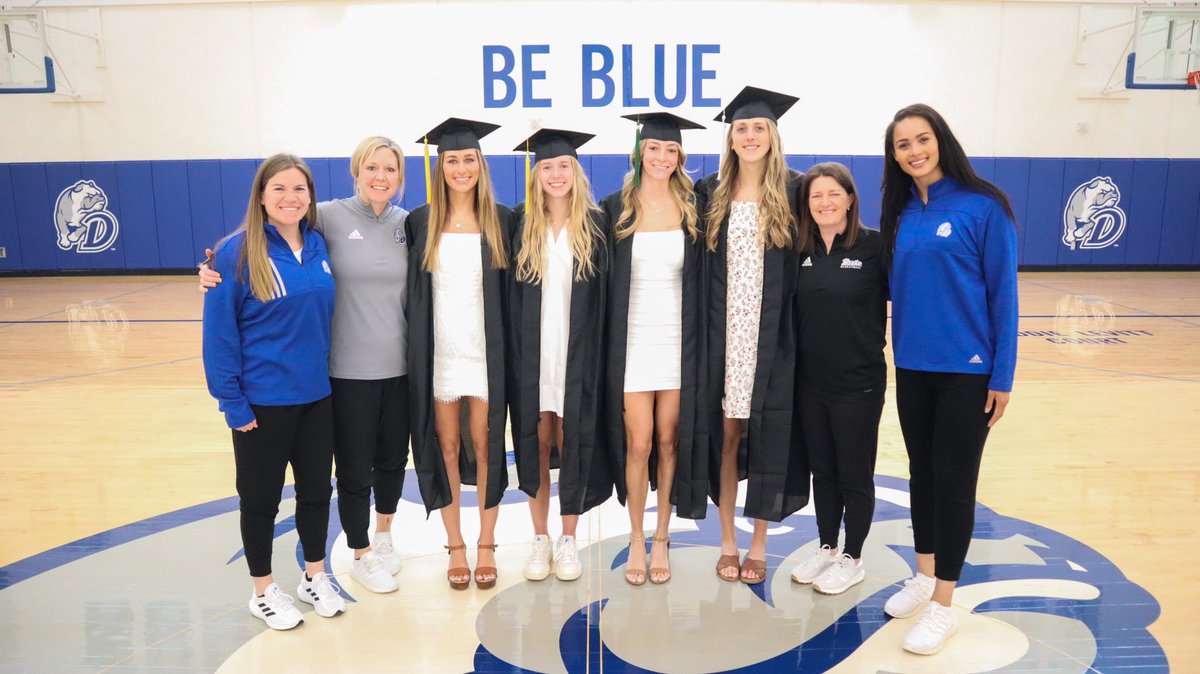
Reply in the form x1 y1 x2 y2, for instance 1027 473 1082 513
1127 7 1200 90
0 9 54 94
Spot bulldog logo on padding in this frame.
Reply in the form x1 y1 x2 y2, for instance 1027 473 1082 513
1062 177 1126 250
53 180 120 253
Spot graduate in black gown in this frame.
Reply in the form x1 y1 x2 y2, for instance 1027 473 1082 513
508 128 612 583
696 87 809 584
600 112 707 586
405 118 516 591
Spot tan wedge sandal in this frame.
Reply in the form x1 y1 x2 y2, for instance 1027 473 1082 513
475 543 498 590
445 544 470 591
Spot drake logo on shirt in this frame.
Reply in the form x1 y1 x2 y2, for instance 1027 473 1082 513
322 260 331 274
1062 176 1126 250
52 180 120 253
394 227 406 245
840 258 862 269
936 222 953 238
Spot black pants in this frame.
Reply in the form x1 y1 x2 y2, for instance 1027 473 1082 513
800 390 884 559
331 376 411 551
895 368 992 582
232 397 334 578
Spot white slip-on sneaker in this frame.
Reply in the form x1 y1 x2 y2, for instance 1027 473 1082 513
554 535 582 581
248 583 304 631
903 602 959 655
884 572 935 618
297 571 346 618
351 551 399 593
790 544 837 584
812 554 866 595
372 532 402 576
523 535 552 581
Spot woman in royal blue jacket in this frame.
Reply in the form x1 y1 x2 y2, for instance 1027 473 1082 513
878 104 1019 656
202 154 343 631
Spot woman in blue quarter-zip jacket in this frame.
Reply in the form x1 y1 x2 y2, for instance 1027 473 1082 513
202 154 344 631
877 104 1019 656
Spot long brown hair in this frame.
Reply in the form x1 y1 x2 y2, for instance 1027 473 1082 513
612 139 699 241
421 149 508 271
798 162 865 255
515 156 602 283
228 153 317 302
705 119 795 252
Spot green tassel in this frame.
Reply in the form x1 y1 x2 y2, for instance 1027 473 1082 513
633 122 642 189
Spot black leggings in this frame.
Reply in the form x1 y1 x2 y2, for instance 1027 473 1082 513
895 368 992 582
331 376 410 551
232 397 334 578
800 391 884 559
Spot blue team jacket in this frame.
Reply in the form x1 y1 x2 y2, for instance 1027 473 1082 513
889 176 1019 392
202 222 336 428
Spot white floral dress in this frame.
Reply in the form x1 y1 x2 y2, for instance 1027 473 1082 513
723 202 764 419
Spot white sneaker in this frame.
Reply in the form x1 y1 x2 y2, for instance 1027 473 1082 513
297 571 346 617
248 583 303 631
523 535 552 581
351 551 398 593
372 532 402 576
813 554 865 595
790 544 837 584
554 536 582 581
903 602 959 655
884 573 935 618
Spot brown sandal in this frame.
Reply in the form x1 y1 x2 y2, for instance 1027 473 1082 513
716 554 741 582
625 535 647 586
740 557 767 585
475 543 498 590
649 535 671 584
445 544 470 591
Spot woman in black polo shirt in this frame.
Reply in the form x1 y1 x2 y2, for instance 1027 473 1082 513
788 162 888 595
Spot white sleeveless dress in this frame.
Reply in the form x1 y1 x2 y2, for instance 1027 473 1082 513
432 233 488 402
624 229 684 392
539 228 573 415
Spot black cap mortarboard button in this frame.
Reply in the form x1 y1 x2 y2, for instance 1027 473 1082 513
417 117 501 153
513 128 596 164
713 86 799 123
620 112 706 144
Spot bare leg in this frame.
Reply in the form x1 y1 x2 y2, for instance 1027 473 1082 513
717 417 743 580
623 391 655 582
469 397 499 584
741 519 770 582
529 412 555 537
649 389 679 583
434 399 469 586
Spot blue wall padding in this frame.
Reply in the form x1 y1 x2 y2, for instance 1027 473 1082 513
1 155 1196 271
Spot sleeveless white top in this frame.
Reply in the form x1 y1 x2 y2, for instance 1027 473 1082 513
624 229 684 392
432 233 488 402
539 228 573 415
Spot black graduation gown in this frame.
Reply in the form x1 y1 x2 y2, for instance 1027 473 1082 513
599 190 710 519
695 170 810 523
508 207 613 516
406 203 515 514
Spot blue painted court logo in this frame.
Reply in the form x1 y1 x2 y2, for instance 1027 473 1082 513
53 179 119 253
1062 176 1126 250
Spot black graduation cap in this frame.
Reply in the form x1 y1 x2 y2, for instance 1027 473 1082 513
714 86 799 123
513 128 595 164
620 112 705 144
417 117 500 153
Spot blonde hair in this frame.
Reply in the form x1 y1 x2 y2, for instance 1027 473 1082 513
705 120 796 252
515 156 602 284
227 154 318 302
612 139 699 242
350 136 405 196
421 149 508 272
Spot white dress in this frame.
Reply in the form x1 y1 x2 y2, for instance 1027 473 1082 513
624 229 684 392
432 233 488 402
539 228 573 415
723 202 764 419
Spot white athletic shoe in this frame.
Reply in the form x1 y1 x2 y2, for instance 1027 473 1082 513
523 535 552 581
351 551 398 594
884 573 935 618
248 583 304 631
554 536 582 581
372 532 402 576
903 602 959 655
790 544 837 584
813 554 866 595
297 571 346 617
